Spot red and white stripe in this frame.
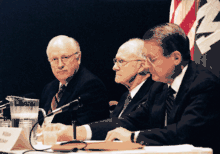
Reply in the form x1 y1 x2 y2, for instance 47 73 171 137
169 0 197 60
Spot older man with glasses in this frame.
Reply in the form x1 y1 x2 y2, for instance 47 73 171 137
38 35 109 126
46 24 220 153
110 38 154 118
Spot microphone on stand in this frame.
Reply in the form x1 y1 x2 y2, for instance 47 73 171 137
46 99 79 116
30 93 91 151
46 93 89 117
47 94 90 143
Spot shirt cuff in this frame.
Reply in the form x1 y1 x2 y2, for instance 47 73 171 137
134 131 140 142
83 124 92 140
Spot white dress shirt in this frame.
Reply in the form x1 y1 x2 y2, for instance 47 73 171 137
84 79 147 140
134 65 188 141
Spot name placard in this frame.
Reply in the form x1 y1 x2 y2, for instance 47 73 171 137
0 127 32 151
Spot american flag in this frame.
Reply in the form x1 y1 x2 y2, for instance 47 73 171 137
169 0 197 60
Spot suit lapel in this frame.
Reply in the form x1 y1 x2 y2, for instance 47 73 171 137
150 83 167 128
112 76 154 117
44 80 59 113
111 92 129 117
57 66 83 107
169 61 197 123
125 76 154 113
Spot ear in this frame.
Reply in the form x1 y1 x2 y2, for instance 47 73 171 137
138 61 148 74
171 51 182 66
76 51 81 64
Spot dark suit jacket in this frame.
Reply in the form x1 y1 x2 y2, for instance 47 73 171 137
110 76 154 117
90 61 220 153
39 66 109 125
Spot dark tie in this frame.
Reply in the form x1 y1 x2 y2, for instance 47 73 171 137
166 86 176 122
118 93 132 118
51 84 66 111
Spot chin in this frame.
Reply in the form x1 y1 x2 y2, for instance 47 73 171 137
152 75 160 82
56 76 68 82
115 80 120 84
115 79 122 84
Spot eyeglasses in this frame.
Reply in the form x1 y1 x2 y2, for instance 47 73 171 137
147 56 158 63
49 52 79 65
113 58 144 67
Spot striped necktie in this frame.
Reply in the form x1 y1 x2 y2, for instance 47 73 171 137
166 86 176 123
118 93 132 118
51 84 66 111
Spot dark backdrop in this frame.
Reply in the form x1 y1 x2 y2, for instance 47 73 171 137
0 0 171 101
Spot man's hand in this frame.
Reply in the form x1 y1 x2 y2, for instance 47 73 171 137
56 124 73 142
37 123 88 144
37 123 73 143
75 126 87 141
105 127 132 142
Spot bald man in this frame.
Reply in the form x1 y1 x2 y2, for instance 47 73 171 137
39 35 109 126
110 38 154 118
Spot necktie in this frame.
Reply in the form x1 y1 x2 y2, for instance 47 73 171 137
118 93 132 118
166 86 176 123
51 84 66 111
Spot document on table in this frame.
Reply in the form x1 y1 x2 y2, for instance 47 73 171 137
143 144 212 154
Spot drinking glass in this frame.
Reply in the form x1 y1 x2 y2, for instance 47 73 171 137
19 119 32 140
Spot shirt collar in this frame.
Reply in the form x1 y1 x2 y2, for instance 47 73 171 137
59 82 68 89
130 79 146 99
169 64 188 94
58 66 80 89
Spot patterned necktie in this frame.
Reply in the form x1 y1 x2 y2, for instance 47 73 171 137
51 84 66 111
166 86 176 122
118 93 132 118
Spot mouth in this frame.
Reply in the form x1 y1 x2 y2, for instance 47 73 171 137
57 70 67 74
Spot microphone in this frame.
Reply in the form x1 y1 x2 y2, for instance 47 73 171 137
47 94 90 117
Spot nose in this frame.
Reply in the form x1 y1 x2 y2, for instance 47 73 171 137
57 59 64 69
113 63 120 71
146 58 154 73
143 61 150 72
148 63 155 74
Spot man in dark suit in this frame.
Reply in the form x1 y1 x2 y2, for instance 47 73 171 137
110 38 154 118
45 24 220 152
39 35 109 126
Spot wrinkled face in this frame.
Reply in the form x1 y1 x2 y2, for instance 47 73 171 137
47 45 81 84
143 41 176 83
112 49 144 87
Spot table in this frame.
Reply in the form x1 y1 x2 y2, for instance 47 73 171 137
10 142 213 154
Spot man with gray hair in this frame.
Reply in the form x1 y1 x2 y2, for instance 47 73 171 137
110 38 154 118
39 35 109 126
49 24 220 153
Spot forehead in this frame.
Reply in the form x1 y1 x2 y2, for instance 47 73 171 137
47 44 76 58
115 47 139 60
143 41 163 57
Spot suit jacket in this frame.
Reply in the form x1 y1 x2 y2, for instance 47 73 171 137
90 61 220 153
110 76 154 117
39 66 109 125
